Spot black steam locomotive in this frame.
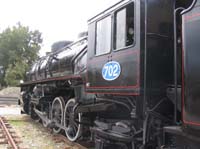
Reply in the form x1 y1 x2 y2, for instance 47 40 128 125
20 0 200 148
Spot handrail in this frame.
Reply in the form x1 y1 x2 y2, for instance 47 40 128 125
181 0 197 15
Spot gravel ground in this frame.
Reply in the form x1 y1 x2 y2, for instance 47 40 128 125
0 105 21 115
6 115 80 149
0 87 20 98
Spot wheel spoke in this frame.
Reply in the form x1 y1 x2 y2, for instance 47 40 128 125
71 119 78 128
70 126 76 137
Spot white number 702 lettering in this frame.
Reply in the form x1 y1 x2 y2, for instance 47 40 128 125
103 64 118 77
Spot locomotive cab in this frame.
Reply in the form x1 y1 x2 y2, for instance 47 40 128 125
86 0 175 100
86 1 140 95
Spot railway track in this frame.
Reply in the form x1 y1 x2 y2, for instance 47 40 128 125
0 117 22 149
0 96 19 105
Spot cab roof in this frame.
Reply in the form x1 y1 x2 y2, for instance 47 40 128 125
88 0 133 24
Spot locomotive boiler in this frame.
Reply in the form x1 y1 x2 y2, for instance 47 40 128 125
20 0 200 148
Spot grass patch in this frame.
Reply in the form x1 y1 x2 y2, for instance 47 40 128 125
8 120 26 127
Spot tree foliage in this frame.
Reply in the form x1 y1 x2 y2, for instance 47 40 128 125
0 23 43 86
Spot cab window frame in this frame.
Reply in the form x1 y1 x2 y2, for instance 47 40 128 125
113 1 135 51
95 14 112 57
94 1 135 57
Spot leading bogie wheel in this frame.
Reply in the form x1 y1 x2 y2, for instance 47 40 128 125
64 98 81 142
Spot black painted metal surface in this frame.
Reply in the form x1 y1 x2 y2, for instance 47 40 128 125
26 38 87 83
182 0 200 127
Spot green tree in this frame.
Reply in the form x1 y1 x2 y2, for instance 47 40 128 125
0 23 43 86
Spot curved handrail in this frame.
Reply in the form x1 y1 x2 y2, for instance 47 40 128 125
181 0 197 15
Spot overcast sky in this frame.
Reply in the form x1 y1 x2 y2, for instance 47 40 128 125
0 0 119 56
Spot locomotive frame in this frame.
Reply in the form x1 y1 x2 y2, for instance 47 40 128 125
20 0 200 148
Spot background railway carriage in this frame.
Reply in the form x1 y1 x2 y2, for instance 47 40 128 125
20 0 200 148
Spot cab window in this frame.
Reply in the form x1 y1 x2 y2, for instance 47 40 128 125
95 16 112 56
114 2 134 50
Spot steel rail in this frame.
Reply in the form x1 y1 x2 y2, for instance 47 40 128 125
0 117 18 149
